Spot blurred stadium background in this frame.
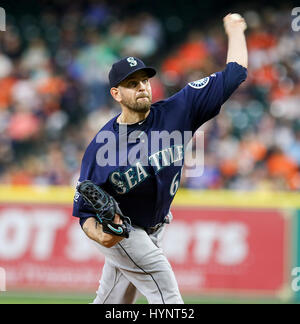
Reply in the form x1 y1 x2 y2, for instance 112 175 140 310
0 0 300 304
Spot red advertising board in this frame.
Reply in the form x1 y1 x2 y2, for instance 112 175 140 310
0 204 103 291
0 203 289 295
163 207 288 295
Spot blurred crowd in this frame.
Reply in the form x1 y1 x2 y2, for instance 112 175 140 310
0 2 299 190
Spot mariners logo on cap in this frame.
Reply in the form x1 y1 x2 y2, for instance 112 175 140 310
188 77 209 89
127 57 138 67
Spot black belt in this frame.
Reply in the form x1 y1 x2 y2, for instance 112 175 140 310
144 214 170 235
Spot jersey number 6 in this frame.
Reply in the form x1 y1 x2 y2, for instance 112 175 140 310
170 172 180 197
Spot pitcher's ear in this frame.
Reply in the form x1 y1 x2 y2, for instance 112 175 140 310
110 87 121 103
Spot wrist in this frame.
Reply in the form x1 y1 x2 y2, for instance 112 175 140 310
226 29 246 38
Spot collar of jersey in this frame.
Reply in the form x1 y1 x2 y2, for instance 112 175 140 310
113 108 153 133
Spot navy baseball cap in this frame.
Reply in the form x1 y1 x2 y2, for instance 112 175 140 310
109 56 156 88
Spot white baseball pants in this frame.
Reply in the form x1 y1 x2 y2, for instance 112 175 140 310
91 221 183 304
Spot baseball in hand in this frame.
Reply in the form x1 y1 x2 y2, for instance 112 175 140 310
224 13 247 34
230 13 243 20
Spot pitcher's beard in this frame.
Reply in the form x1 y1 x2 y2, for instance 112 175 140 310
121 97 152 113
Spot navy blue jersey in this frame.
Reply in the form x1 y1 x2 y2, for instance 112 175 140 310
73 62 247 228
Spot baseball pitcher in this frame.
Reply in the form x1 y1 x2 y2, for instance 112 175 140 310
73 14 248 304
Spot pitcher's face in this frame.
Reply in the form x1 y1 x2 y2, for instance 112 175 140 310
111 70 152 113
